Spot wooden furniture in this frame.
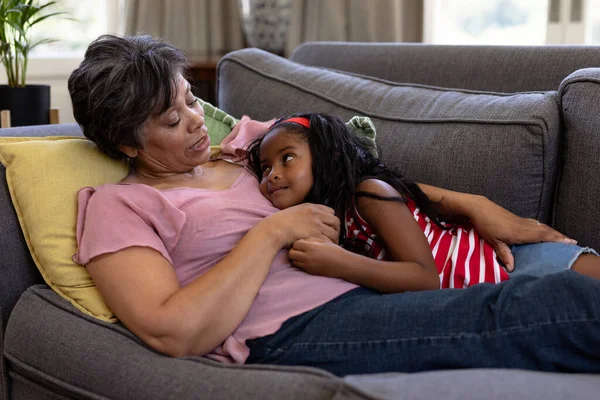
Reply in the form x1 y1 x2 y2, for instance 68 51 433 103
188 57 220 106
0 108 59 128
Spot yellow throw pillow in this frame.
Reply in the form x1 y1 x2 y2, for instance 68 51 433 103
0 137 129 322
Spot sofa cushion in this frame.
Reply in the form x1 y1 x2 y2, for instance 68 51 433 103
218 49 562 223
0 137 129 322
197 97 239 143
344 369 600 399
0 124 82 400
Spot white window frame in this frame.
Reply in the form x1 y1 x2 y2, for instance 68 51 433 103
423 0 591 45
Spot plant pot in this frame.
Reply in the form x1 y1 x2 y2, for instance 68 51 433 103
0 85 51 127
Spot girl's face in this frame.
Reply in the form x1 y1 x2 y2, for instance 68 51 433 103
258 128 314 209
134 75 210 173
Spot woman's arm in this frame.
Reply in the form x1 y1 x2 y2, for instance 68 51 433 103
87 203 339 357
417 183 576 270
289 179 440 293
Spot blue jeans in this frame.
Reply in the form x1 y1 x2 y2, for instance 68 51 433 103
510 242 598 277
246 271 600 376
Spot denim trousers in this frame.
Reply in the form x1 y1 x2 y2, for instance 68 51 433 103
509 242 598 277
246 270 600 376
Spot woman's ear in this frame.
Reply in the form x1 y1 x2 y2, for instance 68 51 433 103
119 145 138 158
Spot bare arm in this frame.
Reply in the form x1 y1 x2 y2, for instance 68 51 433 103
290 180 439 293
417 182 576 270
417 183 481 219
87 203 339 357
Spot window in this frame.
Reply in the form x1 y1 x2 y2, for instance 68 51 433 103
589 0 600 43
0 0 124 123
424 0 599 45
31 0 123 57
425 0 549 45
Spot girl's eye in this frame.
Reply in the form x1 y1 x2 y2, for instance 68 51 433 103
261 165 271 174
283 154 294 162
168 119 181 128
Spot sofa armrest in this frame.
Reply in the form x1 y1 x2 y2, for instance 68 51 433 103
554 68 600 250
0 123 84 400
4 286 364 399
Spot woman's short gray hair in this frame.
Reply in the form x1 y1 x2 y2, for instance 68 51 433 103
68 34 188 161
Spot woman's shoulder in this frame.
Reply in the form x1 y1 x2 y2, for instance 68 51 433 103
80 181 160 198
77 182 169 215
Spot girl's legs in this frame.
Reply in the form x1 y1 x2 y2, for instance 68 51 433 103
510 242 600 280
572 254 600 280
246 271 600 377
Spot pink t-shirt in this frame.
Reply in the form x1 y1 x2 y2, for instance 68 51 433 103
73 168 358 364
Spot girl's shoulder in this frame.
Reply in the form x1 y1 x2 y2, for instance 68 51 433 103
356 179 406 201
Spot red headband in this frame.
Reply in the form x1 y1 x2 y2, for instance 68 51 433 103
269 116 310 130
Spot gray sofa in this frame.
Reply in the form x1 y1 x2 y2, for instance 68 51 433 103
2 42 600 399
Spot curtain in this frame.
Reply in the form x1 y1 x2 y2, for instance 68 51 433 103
124 0 245 58
124 0 423 58
285 0 423 55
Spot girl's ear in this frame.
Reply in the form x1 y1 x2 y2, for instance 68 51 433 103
119 145 138 158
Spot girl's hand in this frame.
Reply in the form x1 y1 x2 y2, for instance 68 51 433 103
264 204 340 248
289 236 345 277
468 196 577 272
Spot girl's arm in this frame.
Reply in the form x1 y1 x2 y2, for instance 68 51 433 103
87 203 339 358
417 183 576 270
290 179 440 293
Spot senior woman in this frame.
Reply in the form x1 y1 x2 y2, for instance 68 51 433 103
69 34 600 376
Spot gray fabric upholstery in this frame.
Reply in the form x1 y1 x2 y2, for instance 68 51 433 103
556 68 600 251
218 48 561 222
290 42 600 93
5 286 374 400
0 123 82 138
345 370 600 400
0 124 82 400
0 163 42 400
3 45 600 399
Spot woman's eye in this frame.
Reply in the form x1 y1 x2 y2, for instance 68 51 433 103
187 98 198 107
168 119 181 128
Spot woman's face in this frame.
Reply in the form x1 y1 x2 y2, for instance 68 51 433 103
258 128 314 209
134 76 210 173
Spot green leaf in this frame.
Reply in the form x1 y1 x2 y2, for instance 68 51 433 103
0 0 70 87
29 11 68 27
27 37 57 51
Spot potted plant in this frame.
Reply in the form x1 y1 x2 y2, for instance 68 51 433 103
0 0 65 127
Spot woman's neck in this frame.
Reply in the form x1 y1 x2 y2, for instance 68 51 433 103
123 165 207 185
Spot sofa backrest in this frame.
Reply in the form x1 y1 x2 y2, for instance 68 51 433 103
288 42 600 251
218 48 561 225
290 42 600 93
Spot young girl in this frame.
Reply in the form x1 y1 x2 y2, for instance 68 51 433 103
246 113 600 292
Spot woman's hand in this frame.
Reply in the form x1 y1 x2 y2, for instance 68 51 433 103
468 196 577 271
289 236 344 277
264 204 340 248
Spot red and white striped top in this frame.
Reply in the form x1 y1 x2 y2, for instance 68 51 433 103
343 199 510 289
